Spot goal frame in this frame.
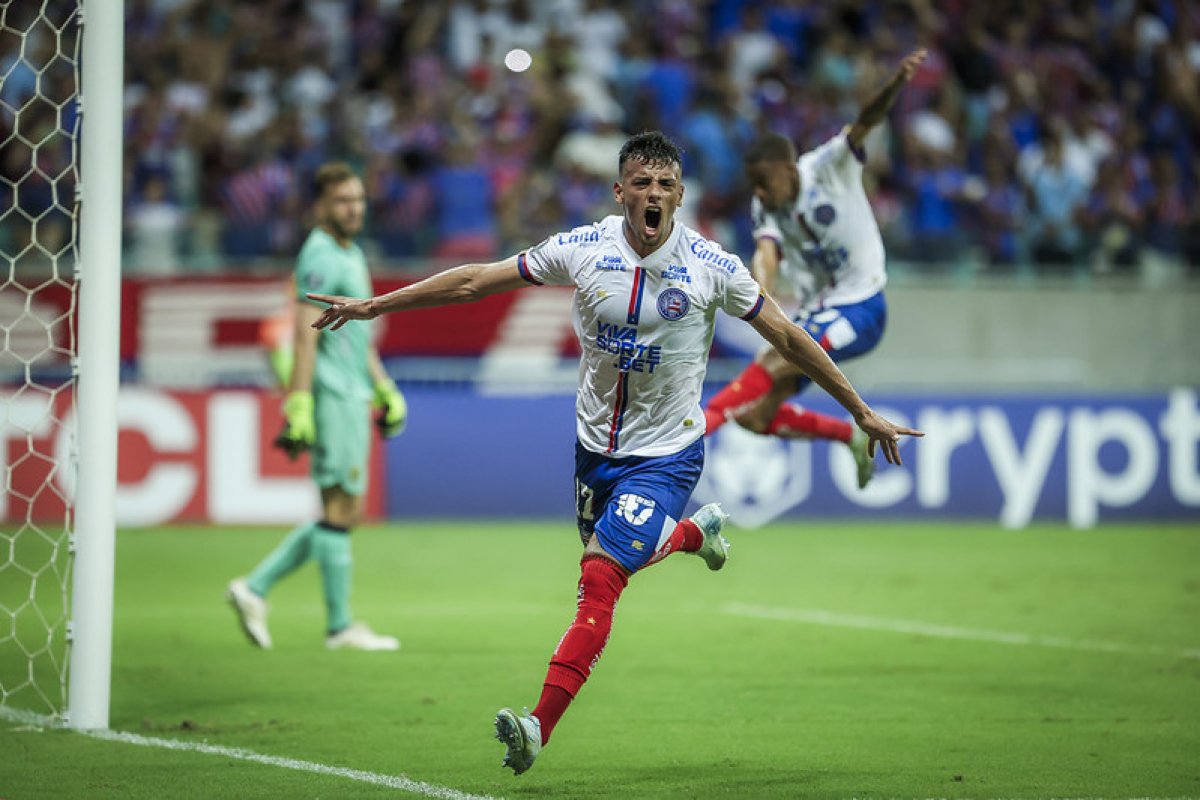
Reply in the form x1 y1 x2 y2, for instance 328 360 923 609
67 0 124 731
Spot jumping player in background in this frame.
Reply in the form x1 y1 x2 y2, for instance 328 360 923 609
309 133 922 773
227 161 408 652
704 49 928 489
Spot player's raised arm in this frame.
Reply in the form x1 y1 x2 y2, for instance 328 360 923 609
846 48 927 151
309 254 531 330
748 294 923 464
749 236 783 296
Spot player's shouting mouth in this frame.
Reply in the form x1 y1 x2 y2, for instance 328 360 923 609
644 205 662 237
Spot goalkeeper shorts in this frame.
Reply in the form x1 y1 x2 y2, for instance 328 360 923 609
312 392 370 497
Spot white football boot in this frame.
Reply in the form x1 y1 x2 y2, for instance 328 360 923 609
495 707 542 775
690 502 731 571
325 622 400 651
226 578 272 649
849 426 876 489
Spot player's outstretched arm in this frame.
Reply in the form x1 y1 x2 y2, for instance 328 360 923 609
749 295 923 464
309 255 529 330
846 48 927 151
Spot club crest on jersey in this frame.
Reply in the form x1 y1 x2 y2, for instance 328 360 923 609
813 204 836 226
656 287 690 321
617 493 656 526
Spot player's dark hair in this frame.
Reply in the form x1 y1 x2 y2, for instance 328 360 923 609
314 161 359 198
618 131 683 174
744 133 797 164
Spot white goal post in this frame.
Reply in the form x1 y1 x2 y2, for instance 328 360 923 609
68 0 125 731
0 0 123 730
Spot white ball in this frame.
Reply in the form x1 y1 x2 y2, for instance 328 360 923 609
504 48 532 73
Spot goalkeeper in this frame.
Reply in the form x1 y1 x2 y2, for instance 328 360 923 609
227 162 407 652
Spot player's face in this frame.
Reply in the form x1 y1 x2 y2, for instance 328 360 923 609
321 177 366 240
614 158 684 256
746 159 800 213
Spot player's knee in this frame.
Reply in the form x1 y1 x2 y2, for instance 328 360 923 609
733 407 773 434
323 509 360 530
757 347 796 374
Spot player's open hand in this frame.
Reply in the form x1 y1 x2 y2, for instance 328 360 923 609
897 48 927 82
307 293 378 330
855 409 924 466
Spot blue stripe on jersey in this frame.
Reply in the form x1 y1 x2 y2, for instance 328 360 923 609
740 292 766 321
517 252 542 285
626 266 645 325
606 371 631 454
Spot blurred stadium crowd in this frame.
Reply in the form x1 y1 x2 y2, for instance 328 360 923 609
2 0 1198 276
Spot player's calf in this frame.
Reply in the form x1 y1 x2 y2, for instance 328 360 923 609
727 373 804 434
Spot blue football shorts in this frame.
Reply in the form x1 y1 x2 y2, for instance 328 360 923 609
792 290 887 390
573 437 705 573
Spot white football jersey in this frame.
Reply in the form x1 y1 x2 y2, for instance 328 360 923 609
521 215 765 458
751 129 887 309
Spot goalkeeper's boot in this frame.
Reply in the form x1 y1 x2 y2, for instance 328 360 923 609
691 503 731 571
325 622 400 651
850 426 876 489
226 578 272 649
495 707 541 775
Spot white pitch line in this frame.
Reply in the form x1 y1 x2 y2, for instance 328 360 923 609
0 706 502 800
722 603 1200 661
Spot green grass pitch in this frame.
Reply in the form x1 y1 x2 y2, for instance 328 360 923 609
2 520 1198 799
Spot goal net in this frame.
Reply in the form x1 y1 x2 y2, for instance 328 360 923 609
0 0 82 720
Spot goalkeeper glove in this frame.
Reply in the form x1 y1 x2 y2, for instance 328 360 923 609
274 390 316 460
373 379 407 438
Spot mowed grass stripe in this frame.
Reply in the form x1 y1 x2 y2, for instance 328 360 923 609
0 706 502 800
722 603 1200 660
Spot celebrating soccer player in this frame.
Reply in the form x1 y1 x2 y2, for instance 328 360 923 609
227 162 408 652
704 48 928 489
309 132 922 773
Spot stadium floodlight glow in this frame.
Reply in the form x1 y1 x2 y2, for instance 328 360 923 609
504 48 532 73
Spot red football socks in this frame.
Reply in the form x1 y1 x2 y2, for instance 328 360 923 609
530 684 571 746
704 362 853 443
765 404 854 442
667 519 703 553
535 555 629 744
642 518 703 569
703 362 774 433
